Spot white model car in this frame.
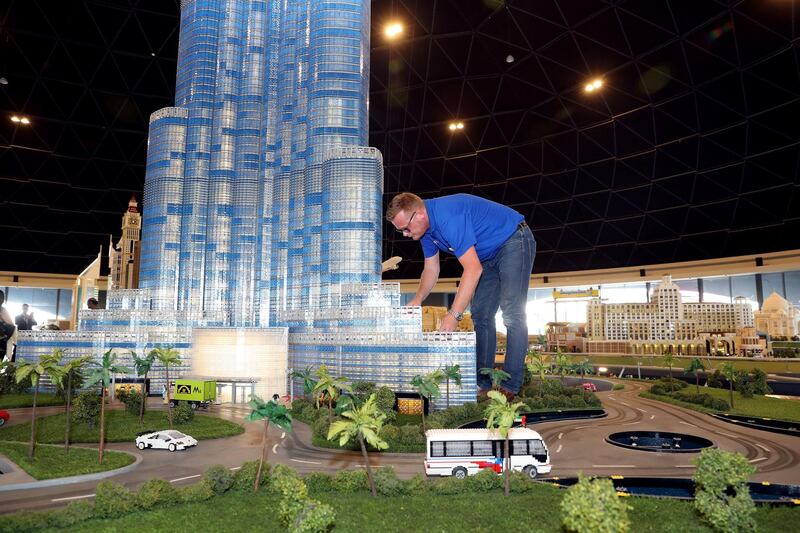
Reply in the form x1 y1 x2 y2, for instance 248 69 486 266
135 429 198 452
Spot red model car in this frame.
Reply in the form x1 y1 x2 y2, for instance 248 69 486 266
581 382 597 392
0 409 9 427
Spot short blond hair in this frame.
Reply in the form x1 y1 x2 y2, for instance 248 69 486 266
386 192 423 222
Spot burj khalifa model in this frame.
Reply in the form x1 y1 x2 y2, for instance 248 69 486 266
18 0 476 407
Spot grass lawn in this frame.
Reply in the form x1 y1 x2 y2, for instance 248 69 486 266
641 386 800 422
41 485 800 532
0 441 134 480
0 410 243 444
578 354 800 374
0 393 64 409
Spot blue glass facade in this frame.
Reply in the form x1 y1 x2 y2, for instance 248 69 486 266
15 0 476 407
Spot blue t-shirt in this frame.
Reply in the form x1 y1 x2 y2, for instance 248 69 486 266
421 194 525 261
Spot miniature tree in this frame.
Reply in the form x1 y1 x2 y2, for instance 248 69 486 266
84 349 130 464
479 367 511 391
410 370 443 433
442 364 462 408
662 350 676 390
561 474 631 532
684 358 706 394
312 365 352 424
131 349 156 424
15 351 65 459
572 359 594 401
484 390 529 496
552 349 571 384
526 350 549 396
693 448 756 532
246 395 293 491
62 354 93 454
720 362 738 408
151 345 181 428
290 366 317 399
327 393 388 497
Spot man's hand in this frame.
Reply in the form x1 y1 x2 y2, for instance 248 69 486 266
439 313 458 332
408 298 422 307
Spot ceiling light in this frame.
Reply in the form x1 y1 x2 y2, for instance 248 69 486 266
11 115 31 124
151 52 156 57
448 121 464 131
584 78 603 93
20 117 30 124
11 115 20 122
0 77 8 85
385 22 403 39
506 55 515 63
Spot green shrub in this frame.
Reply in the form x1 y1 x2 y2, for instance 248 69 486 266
405 474 428 495
171 401 194 425
1 510 55 532
375 385 396 420
750 368 772 396
203 464 234 494
304 472 334 493
693 448 756 532
332 469 369 493
135 478 179 510
291 499 336 533
232 460 267 491
707 369 724 388
508 471 535 493
179 479 215 502
379 424 400 441
274 468 309 526
312 416 330 440
710 398 730 411
50 500 94 527
649 384 667 396
72 391 101 429
430 475 468 495
94 481 136 518
427 402 484 429
561 475 631 533
466 468 502 492
397 424 424 445
118 388 144 416
374 466 408 496
612 383 625 391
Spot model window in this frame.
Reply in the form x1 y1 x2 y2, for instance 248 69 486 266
445 441 471 457
529 439 547 455
472 440 493 456
511 439 528 456
431 441 445 457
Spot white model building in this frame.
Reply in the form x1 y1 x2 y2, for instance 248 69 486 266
754 291 799 339
585 275 756 356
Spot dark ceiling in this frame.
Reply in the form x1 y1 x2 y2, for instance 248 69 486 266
1 0 799 280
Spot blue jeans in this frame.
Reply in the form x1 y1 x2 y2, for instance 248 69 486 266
472 225 536 393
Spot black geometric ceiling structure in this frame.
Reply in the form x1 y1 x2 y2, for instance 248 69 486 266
1 0 799 279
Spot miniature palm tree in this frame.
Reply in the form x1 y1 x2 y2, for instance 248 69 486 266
684 358 706 394
245 395 293 491
553 349 571 383
327 393 388 497
662 350 676 390
151 345 181 428
442 364 462 408
479 367 511 391
410 370 443 433
15 351 65 459
484 390 529 496
720 362 738 408
572 359 594 401
131 350 156 424
312 365 353 424
526 350 549 397
62 354 93 454
85 349 130 464
290 366 317 399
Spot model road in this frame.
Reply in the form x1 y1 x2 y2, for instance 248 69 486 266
1 383 799 514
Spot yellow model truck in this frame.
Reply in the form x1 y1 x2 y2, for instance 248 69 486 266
169 379 217 410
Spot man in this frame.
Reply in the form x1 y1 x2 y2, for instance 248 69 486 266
15 304 37 331
0 291 17 361
87 297 99 310
386 192 535 399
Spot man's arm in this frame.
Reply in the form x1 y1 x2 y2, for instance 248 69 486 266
408 253 440 307
440 246 482 332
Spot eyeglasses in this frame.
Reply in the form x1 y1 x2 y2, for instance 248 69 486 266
396 210 417 234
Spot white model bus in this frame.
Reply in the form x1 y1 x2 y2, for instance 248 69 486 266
425 427 551 480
